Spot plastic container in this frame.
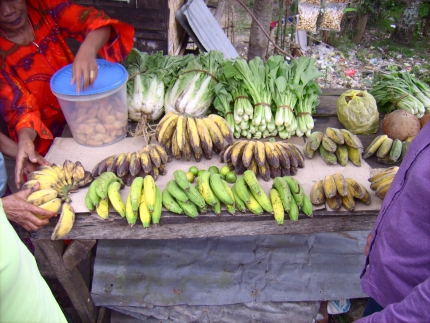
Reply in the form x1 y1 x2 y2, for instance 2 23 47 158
50 59 129 147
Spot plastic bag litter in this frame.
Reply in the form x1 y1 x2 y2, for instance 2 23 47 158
337 89 379 134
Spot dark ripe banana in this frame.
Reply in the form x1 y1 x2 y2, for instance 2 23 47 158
203 117 225 153
207 114 234 145
182 129 193 162
278 143 298 169
290 166 298 175
233 160 246 175
231 141 248 168
253 141 266 167
242 141 256 168
150 166 159 181
280 166 291 177
175 115 188 152
129 152 141 177
258 160 271 182
323 175 337 199
335 144 349 167
310 180 326 205
139 151 153 174
62 160 75 185
195 117 213 159
341 190 356 211
319 145 337 165
269 165 282 179
345 178 365 199
247 158 258 175
222 144 234 163
117 152 132 177
325 127 345 145
93 155 113 177
321 134 338 153
264 141 280 168
273 143 291 169
308 131 324 151
125 172 137 187
287 143 305 168
107 154 121 173
171 129 183 160
332 172 348 197
157 113 179 147
114 153 127 175
151 144 169 164
202 147 212 160
187 117 202 158
78 171 93 187
357 186 371 205
326 192 342 210
72 161 86 186
149 145 162 168
158 163 168 176
212 144 222 155
303 140 315 159
163 137 173 161
193 149 203 162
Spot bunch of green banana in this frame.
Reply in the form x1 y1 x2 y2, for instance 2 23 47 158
220 140 305 181
156 112 234 161
363 134 412 165
91 143 170 185
124 175 162 228
309 172 371 211
303 128 363 167
51 203 75 240
232 170 273 216
84 172 124 220
368 166 399 199
270 175 313 224
23 160 93 203
162 170 208 217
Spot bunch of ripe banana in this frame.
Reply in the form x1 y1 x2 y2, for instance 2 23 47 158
91 143 170 186
303 128 363 167
368 166 399 199
362 135 412 165
163 169 236 217
85 171 125 220
155 112 234 161
270 176 313 224
220 140 305 181
310 172 371 211
124 175 162 228
23 160 93 204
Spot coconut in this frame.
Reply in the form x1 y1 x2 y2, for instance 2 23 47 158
381 110 421 141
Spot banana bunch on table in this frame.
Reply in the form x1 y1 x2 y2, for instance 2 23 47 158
91 143 170 185
368 166 399 199
310 172 371 211
303 128 363 167
23 160 93 204
363 135 412 165
221 140 305 181
156 112 234 161
270 176 313 224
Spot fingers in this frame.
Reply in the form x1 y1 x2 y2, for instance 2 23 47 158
23 215 50 232
15 162 25 190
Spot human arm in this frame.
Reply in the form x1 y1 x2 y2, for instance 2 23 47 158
354 277 430 323
1 183 57 231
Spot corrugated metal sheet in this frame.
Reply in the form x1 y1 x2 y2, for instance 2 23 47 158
175 0 239 59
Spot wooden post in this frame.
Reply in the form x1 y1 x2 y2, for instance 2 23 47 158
37 240 98 323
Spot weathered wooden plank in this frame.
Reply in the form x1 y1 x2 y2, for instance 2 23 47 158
36 240 98 323
98 8 168 31
63 240 97 271
96 306 111 323
32 213 377 240
314 96 339 117
321 88 346 96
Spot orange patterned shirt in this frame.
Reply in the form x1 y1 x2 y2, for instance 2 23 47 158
0 0 134 155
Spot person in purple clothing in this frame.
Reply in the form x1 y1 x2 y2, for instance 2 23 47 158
354 122 430 323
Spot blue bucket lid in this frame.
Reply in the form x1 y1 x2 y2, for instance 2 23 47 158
50 59 128 96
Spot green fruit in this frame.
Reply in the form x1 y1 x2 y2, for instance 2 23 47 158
220 166 230 176
197 170 205 177
220 174 226 180
208 166 219 174
225 171 237 184
186 172 195 183
189 166 199 176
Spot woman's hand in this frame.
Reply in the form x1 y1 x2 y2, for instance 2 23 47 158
71 26 111 93
2 183 57 231
15 128 49 189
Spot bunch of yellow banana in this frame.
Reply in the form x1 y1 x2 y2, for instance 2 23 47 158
220 140 305 181
155 112 234 161
124 175 162 228
270 176 313 224
303 128 363 167
91 143 170 186
363 135 412 165
51 203 75 240
84 172 124 220
23 160 93 203
309 172 371 211
368 166 399 199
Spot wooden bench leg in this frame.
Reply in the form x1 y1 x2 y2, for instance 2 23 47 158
36 240 98 323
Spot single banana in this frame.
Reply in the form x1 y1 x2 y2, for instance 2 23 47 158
284 176 305 208
332 172 348 197
139 190 151 228
232 184 247 212
241 141 256 168
125 193 137 226
203 117 225 153
175 115 188 152
303 140 315 159
166 180 189 203
270 188 284 224
272 177 292 211
288 195 299 221
323 175 337 199
319 145 337 165
96 172 123 200
209 173 234 205
173 170 191 192
71 161 86 187
51 203 75 240
195 117 213 160
376 137 394 159
234 176 251 204
308 131 324 151
341 187 356 211
345 178 366 199
196 171 218 207
38 198 62 215
27 189 58 206
22 179 56 191
184 184 207 209
86 178 101 210
128 151 142 177
96 198 110 220
347 145 362 167
245 187 264 215
107 181 126 218
325 127 345 145
243 170 262 196
335 144 349 167
309 180 326 205
321 134 338 153
157 113 179 147
117 152 132 178
151 144 169 164
264 142 280 168
301 193 313 217
326 193 342 211
258 161 271 182
149 145 162 168
139 151 153 174
368 166 399 183
207 114 234 145
230 141 248 168
340 129 362 149
156 112 178 140
177 199 199 218
130 177 144 213
63 159 75 185
162 189 183 214
143 175 156 212
151 186 163 225
363 134 389 159
186 117 203 158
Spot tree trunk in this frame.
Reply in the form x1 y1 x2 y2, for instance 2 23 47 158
248 0 274 61
353 11 369 45
391 0 422 44
423 5 430 36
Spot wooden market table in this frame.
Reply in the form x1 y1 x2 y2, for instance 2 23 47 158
30 89 386 323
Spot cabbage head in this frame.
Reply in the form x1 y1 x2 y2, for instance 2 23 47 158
337 89 379 134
